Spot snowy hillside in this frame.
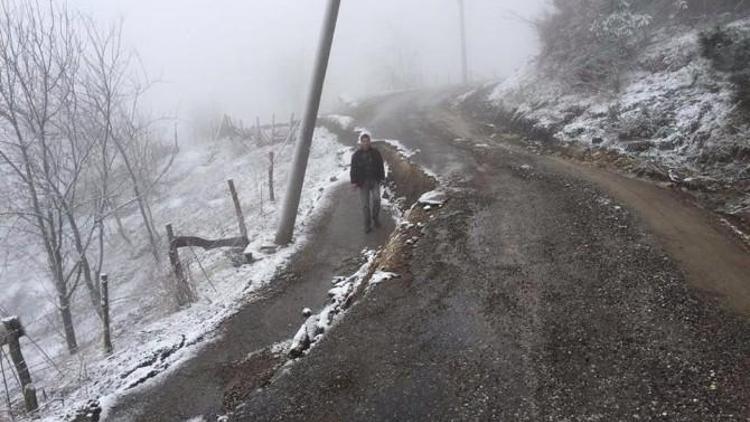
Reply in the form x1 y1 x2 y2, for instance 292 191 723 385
0 127 351 420
459 18 750 223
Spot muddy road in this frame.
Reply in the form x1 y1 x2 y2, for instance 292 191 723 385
232 90 750 421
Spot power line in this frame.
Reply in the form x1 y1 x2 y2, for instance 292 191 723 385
187 246 217 293
0 349 21 394
23 335 64 377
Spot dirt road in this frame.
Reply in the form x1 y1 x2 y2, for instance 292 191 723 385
105 183 395 421
232 90 750 421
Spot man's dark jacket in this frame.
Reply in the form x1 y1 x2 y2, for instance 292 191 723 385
350 148 385 186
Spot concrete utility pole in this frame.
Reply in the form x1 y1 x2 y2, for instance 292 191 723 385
458 0 469 84
275 0 341 244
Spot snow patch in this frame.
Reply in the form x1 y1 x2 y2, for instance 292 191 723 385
418 190 448 206
369 271 398 285
288 250 378 358
325 114 355 130
382 139 419 159
720 218 750 245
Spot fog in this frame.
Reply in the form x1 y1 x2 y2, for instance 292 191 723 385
69 0 546 129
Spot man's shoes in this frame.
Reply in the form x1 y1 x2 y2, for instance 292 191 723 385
373 219 381 228
365 226 373 234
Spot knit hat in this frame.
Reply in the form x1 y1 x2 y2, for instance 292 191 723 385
358 130 372 143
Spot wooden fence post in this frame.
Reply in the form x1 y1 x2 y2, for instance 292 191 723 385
288 113 297 144
100 274 113 355
166 224 193 306
268 152 275 202
271 113 276 143
1 317 37 413
227 179 248 239
259 178 264 216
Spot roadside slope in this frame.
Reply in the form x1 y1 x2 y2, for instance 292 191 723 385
458 18 750 232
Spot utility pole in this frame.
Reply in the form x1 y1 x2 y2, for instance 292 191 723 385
276 0 341 244
458 0 469 84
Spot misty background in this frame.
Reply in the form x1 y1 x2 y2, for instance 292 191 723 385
0 0 548 336
69 0 546 131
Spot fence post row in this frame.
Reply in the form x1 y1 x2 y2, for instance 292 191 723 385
271 113 276 142
268 152 275 203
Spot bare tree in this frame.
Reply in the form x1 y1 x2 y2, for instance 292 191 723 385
71 17 175 275
0 1 174 355
78 19 137 291
0 0 88 353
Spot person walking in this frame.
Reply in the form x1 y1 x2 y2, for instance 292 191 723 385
350 131 385 233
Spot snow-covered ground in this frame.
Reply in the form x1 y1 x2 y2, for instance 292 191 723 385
0 127 353 421
460 18 750 205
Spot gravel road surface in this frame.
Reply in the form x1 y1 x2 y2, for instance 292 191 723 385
233 90 750 421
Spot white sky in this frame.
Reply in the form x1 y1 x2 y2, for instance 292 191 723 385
67 0 547 125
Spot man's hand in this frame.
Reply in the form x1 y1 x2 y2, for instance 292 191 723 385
352 182 362 189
